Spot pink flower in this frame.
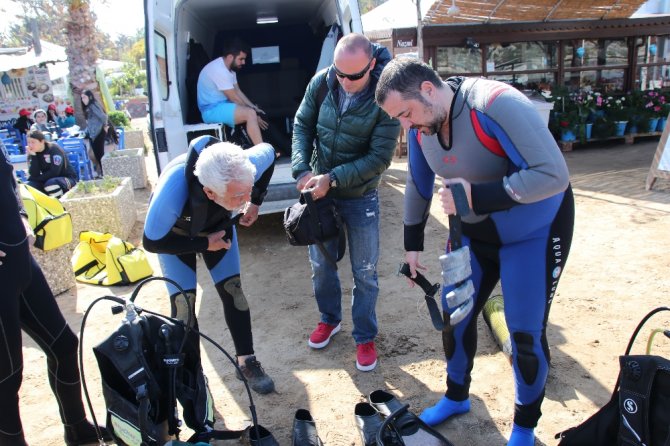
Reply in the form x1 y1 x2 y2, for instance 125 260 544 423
596 96 602 106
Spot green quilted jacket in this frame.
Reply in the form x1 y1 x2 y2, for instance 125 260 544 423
291 45 401 199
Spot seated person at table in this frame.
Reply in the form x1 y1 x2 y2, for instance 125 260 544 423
46 104 60 129
30 109 49 132
58 106 76 129
13 109 33 135
26 130 77 198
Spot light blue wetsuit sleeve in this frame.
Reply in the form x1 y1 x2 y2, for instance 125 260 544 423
246 143 275 205
144 162 188 240
479 92 569 204
245 143 275 181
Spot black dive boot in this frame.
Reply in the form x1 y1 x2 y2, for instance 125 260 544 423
64 419 113 446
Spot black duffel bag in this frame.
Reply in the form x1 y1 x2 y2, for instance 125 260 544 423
284 191 345 268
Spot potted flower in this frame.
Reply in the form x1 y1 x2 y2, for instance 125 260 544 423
627 90 653 134
658 93 670 132
604 96 630 136
592 92 608 119
61 176 136 242
642 90 666 132
573 92 596 141
556 109 581 142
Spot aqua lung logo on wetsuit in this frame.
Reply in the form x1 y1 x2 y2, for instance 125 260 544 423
548 237 563 305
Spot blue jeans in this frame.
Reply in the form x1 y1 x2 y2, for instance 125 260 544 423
308 189 380 344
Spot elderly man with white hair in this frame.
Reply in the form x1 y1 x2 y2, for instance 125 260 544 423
143 136 276 395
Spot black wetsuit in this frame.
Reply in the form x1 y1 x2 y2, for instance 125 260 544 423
0 148 87 445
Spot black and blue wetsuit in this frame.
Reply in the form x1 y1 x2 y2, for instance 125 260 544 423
405 77 575 429
143 137 274 357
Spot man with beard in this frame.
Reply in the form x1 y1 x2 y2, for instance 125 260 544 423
375 58 574 446
197 38 268 145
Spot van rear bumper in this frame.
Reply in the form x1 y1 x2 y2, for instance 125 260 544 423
260 181 300 215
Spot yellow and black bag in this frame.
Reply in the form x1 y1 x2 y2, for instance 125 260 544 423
19 183 73 251
72 231 153 285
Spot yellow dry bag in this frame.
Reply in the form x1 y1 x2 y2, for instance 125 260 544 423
72 231 153 285
19 183 73 251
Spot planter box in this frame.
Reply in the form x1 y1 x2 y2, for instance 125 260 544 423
124 129 145 149
62 177 136 241
30 243 76 296
102 148 148 189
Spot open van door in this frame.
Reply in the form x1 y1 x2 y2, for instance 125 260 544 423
145 0 190 173
144 0 364 213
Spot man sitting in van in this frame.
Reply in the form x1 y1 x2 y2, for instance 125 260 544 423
197 39 268 146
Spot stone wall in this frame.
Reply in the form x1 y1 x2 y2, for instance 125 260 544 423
124 130 145 149
30 243 76 296
62 177 136 241
102 149 148 189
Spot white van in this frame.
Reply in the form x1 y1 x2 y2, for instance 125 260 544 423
145 0 363 214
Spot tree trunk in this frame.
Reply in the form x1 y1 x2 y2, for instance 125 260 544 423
65 0 100 127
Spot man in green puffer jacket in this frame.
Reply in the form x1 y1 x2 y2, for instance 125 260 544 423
291 33 400 372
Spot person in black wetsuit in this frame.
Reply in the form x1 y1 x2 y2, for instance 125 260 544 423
0 146 110 445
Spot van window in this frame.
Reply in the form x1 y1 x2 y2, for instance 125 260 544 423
153 31 169 100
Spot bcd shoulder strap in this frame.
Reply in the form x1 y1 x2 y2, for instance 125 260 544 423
618 354 670 445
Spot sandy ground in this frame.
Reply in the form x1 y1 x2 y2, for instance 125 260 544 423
18 127 670 445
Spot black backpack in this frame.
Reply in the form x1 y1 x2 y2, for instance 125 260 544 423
556 306 670 446
80 276 272 445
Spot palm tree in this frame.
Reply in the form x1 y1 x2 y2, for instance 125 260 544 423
65 0 101 126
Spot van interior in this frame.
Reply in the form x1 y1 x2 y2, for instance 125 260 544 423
177 0 346 155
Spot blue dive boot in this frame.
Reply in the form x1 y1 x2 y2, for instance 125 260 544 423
419 396 470 426
507 424 535 446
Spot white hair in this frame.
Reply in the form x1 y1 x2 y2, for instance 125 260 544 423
193 142 256 195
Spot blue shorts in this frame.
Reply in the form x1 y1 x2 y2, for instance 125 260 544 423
201 101 236 127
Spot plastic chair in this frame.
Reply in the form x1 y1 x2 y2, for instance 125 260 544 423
4 143 20 155
14 169 27 182
3 127 26 152
8 154 27 164
65 152 82 180
58 138 93 180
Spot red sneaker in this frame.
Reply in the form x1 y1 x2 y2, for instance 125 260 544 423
356 341 378 371
308 322 341 349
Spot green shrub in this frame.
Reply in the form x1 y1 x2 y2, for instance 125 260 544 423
109 111 130 129
70 177 122 197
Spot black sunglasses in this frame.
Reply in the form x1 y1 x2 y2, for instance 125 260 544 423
333 58 373 81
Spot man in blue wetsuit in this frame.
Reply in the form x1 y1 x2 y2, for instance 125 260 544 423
376 58 574 445
143 137 276 394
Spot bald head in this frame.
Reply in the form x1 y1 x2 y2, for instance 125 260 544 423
334 33 373 59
